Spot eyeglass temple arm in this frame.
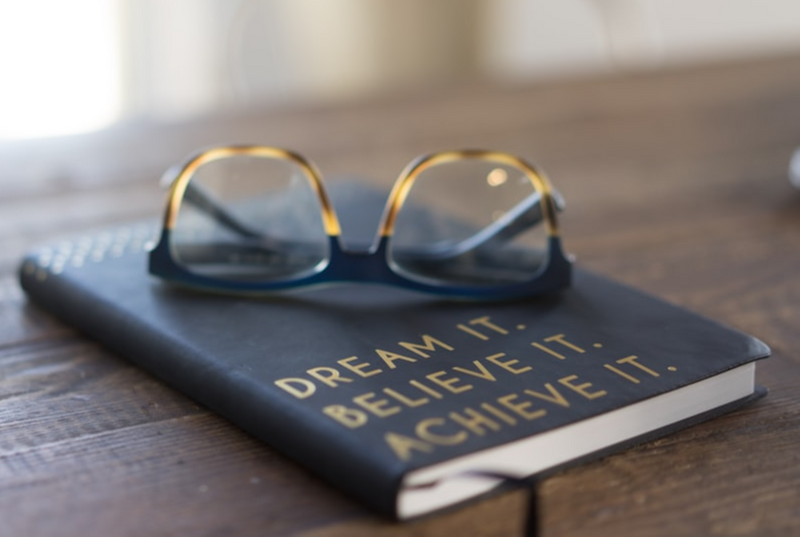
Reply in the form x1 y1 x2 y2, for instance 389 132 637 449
184 182 266 239
162 166 263 239
398 189 565 261
176 181 313 256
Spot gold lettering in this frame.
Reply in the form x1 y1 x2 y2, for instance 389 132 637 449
409 380 444 399
457 324 489 340
337 356 382 378
452 360 497 381
604 364 640 383
617 355 660 377
558 375 607 400
398 335 454 358
426 371 473 394
524 383 570 407
383 387 429 408
545 334 586 353
375 349 417 369
486 352 532 375
353 392 402 418
480 402 518 425
307 366 353 388
416 418 468 445
274 378 316 399
531 342 566 360
497 393 546 420
470 316 509 334
323 405 368 428
385 432 434 461
449 408 500 435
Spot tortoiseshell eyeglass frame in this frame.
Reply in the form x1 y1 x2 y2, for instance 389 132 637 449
148 146 572 300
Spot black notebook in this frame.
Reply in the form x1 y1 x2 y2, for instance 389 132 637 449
18 223 769 520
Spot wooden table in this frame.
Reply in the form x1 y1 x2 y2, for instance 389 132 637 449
2 54 800 537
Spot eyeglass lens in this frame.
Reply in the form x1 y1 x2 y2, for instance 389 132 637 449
390 159 549 288
170 154 330 281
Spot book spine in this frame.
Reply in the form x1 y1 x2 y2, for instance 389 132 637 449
18 257 400 517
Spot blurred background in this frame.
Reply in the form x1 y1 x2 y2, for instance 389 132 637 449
2 0 800 190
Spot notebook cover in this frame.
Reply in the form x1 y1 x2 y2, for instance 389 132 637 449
18 224 770 518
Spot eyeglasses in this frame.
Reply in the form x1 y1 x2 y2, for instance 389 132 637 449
148 146 572 300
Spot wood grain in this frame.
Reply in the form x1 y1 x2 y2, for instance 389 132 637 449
2 55 800 536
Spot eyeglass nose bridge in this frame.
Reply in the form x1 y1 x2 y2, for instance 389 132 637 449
324 235 401 285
